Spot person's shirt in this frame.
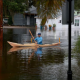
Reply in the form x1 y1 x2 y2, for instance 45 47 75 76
35 36 43 44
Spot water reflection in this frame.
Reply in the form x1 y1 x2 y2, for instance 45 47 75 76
0 29 3 56
3 28 36 43
27 47 42 64
13 28 31 43
2 28 66 80
2 27 80 80
2 45 65 80
74 30 79 36
42 48 64 64
0 29 3 79
35 47 42 60
8 47 37 53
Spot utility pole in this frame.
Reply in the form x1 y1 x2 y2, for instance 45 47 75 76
0 0 3 28
0 2 3 79
0 0 3 56
67 0 72 80
62 0 74 80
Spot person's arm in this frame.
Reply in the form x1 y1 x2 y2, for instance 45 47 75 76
33 37 37 43
35 38 38 44
34 37 37 41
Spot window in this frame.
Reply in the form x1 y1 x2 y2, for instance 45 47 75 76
77 12 80 14
75 19 79 26
59 20 61 23
74 30 79 36
60 20 61 23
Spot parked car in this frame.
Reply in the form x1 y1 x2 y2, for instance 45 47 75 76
3 18 8 24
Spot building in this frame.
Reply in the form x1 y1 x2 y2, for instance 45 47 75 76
13 6 37 27
36 10 80 29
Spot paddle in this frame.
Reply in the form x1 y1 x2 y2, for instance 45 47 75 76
29 30 37 43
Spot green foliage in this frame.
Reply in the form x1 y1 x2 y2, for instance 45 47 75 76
53 24 56 27
74 0 80 10
3 0 9 17
73 36 80 53
9 2 19 12
3 0 28 17
8 16 13 25
3 0 66 25
28 0 36 7
34 0 65 25
8 2 27 13
3 0 28 24
41 16 47 25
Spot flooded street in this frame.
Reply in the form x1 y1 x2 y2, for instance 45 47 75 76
0 27 80 80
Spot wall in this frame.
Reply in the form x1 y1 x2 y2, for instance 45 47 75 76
13 13 36 26
36 15 80 29
13 13 24 26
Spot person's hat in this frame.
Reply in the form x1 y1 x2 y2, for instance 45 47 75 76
38 33 41 35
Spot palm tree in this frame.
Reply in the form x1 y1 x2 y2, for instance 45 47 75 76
34 0 65 25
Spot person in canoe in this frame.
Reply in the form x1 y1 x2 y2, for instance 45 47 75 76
33 33 43 44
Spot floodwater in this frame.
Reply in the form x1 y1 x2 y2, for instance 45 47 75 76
0 27 80 80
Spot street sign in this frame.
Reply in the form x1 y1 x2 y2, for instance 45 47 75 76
62 0 74 24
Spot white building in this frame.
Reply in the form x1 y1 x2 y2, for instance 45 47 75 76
36 11 80 29
35 11 80 37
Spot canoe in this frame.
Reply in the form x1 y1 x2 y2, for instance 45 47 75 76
7 41 60 47
7 41 37 47
7 46 37 53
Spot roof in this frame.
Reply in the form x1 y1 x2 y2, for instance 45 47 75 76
25 6 37 15
34 10 62 19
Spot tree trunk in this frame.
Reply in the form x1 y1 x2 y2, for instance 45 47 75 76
0 0 3 28
9 10 14 24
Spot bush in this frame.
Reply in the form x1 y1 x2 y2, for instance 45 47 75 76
53 24 56 27
8 16 13 25
73 36 80 53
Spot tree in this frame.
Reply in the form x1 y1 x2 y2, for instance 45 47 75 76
3 0 28 23
28 0 36 7
73 36 80 53
0 0 3 27
74 0 80 10
34 0 65 25
3 0 65 25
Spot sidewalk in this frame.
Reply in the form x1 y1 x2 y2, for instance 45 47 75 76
3 26 36 29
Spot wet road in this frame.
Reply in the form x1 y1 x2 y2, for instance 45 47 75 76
0 27 80 80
